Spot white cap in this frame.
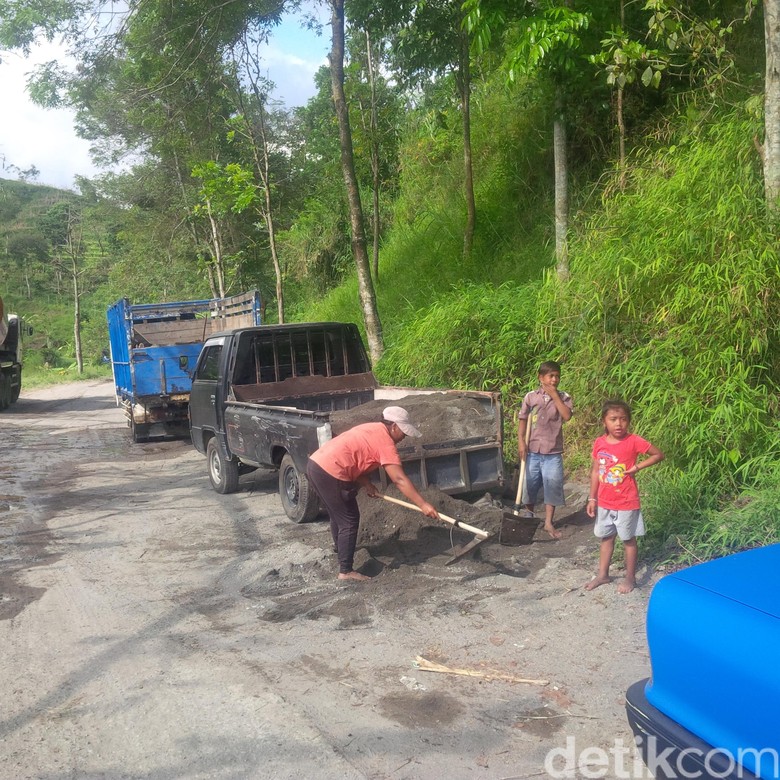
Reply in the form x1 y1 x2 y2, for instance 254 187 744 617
382 406 422 438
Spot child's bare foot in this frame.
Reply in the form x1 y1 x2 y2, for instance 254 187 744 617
544 524 562 540
584 575 611 591
617 577 636 594
338 571 371 582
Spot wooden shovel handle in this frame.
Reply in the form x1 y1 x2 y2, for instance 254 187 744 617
379 494 490 539
515 411 534 505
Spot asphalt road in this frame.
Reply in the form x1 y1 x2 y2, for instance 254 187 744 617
0 380 654 780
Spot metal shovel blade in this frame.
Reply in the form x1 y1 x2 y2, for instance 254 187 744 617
499 513 541 546
445 534 491 565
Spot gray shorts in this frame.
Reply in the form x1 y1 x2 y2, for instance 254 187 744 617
594 507 645 541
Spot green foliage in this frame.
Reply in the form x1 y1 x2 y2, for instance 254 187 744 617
505 6 590 80
191 161 258 216
527 98 779 560
643 464 780 566
377 282 540 392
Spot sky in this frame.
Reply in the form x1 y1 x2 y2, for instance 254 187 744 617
0 7 330 192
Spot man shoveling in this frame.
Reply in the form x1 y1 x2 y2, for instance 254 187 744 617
306 406 439 581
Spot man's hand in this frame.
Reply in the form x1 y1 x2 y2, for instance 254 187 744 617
364 482 380 498
419 501 440 519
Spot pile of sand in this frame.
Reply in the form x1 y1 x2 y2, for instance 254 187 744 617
329 393 498 452
356 484 503 548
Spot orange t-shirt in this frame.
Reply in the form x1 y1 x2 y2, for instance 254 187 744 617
309 422 401 483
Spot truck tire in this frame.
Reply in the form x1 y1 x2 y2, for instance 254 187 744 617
207 438 240 494
130 419 151 443
10 379 20 403
279 454 320 523
0 374 9 411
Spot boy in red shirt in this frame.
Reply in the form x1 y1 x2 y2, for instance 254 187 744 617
585 400 664 594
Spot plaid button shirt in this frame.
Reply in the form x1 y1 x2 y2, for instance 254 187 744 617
518 388 573 455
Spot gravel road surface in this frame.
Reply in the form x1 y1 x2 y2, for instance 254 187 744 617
0 380 656 779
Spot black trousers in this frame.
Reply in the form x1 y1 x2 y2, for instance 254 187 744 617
306 460 361 574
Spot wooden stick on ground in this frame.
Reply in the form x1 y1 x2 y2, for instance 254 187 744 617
414 656 549 686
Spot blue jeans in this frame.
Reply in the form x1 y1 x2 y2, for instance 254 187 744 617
522 452 565 506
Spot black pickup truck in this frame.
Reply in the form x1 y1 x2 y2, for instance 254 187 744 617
189 322 505 522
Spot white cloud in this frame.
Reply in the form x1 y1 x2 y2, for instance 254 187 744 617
0 45 98 190
0 11 329 192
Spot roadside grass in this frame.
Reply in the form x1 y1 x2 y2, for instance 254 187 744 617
22 364 112 389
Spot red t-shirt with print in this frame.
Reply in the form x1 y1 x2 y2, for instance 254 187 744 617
592 433 651 511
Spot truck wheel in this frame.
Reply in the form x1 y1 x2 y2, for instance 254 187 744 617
207 438 240 494
131 419 150 443
279 454 320 523
0 375 9 411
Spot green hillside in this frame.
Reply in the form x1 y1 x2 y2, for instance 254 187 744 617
298 85 780 564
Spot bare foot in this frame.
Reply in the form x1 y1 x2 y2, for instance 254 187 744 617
544 525 562 540
617 577 636 594
338 571 371 582
584 575 611 591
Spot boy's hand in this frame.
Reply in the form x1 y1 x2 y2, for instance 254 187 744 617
586 500 597 518
540 379 560 397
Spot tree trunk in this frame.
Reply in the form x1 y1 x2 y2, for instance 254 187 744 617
457 28 476 259
329 0 384 363
765 0 780 212
233 44 286 322
204 199 226 298
257 105 285 323
553 88 569 280
617 0 626 192
72 262 83 374
366 29 381 281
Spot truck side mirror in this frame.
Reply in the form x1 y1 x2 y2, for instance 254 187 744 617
179 355 189 371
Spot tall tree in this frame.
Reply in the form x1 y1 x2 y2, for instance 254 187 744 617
228 34 289 322
387 0 480 259
492 3 589 280
328 0 384 362
765 0 780 212
39 200 86 372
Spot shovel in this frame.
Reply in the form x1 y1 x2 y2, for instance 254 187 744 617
379 494 491 565
501 411 541 545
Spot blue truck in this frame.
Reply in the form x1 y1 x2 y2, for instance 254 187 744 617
107 291 262 442
626 544 780 779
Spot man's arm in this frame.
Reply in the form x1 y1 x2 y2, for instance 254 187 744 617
356 473 379 497
384 464 439 519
